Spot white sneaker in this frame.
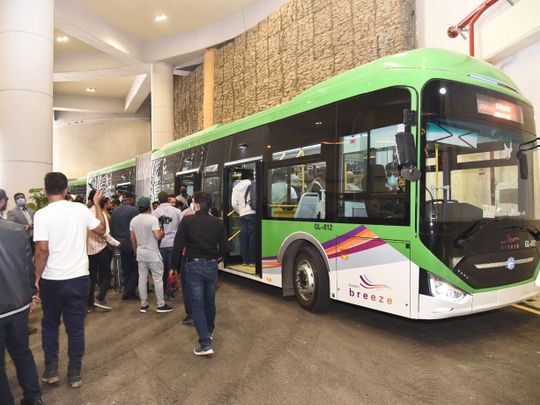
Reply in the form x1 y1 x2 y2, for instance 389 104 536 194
105 234 121 247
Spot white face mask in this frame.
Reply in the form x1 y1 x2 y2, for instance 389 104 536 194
387 175 398 187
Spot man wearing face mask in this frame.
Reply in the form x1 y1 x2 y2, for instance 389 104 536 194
384 162 403 192
8 193 35 253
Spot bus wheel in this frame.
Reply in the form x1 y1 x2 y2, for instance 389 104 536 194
293 246 331 312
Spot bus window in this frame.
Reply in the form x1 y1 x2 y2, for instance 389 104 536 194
268 162 326 220
202 164 221 212
336 87 411 224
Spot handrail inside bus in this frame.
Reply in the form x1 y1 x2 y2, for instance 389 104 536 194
228 230 241 242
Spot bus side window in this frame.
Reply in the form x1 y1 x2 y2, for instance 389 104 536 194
268 162 326 220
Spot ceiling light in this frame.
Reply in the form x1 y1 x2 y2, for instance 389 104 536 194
56 35 69 42
86 87 96 93
155 14 167 22
315 121 323 125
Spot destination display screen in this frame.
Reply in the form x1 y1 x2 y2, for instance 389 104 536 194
477 94 523 124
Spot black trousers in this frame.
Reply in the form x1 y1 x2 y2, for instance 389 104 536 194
121 247 138 296
41 276 89 370
0 309 41 405
88 247 112 306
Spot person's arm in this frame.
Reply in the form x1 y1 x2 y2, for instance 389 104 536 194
218 222 228 261
90 190 106 235
34 241 49 296
130 230 137 254
6 209 15 222
171 221 187 271
231 187 239 213
153 228 164 241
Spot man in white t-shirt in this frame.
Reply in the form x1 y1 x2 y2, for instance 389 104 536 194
34 172 105 389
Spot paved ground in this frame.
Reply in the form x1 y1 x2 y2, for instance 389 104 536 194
6 273 540 405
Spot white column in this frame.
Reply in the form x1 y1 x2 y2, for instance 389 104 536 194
151 62 174 150
0 0 54 207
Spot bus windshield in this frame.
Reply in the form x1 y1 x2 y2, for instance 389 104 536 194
421 80 539 231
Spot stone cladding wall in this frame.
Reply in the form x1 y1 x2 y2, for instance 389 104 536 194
174 0 415 138
173 65 203 139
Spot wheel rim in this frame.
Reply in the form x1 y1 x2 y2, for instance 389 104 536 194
295 259 315 301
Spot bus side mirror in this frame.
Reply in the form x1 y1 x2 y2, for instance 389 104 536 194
395 131 421 181
517 151 528 180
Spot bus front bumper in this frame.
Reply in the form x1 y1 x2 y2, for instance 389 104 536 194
417 278 540 319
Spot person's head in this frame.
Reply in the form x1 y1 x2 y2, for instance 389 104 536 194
14 192 26 208
101 197 111 210
241 169 254 181
179 184 188 195
168 194 176 205
158 191 169 204
152 201 160 210
44 172 68 197
88 189 97 207
65 191 72 201
0 188 8 212
123 191 136 206
137 196 151 213
111 198 120 209
385 162 400 187
193 191 212 212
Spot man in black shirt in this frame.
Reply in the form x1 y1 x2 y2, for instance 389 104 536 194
110 191 139 299
171 192 227 356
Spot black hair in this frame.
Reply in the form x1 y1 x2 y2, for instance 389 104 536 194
44 172 68 196
193 191 212 211
241 169 254 180
100 197 110 209
14 192 24 200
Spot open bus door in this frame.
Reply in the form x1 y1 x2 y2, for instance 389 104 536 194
223 158 262 277
175 169 201 209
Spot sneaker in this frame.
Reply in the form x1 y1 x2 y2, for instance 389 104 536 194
41 362 59 384
67 367 82 388
140 304 150 313
86 306 96 313
156 304 174 313
182 315 194 325
94 300 112 310
193 344 214 356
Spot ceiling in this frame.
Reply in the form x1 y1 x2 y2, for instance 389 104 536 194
54 29 94 54
78 0 260 42
53 0 289 115
54 76 136 98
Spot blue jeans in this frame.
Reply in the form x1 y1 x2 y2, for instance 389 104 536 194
0 309 41 405
160 246 173 295
41 276 90 370
184 260 218 346
240 214 256 264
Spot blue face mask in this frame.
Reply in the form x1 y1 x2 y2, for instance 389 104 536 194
387 175 398 187
16 198 26 207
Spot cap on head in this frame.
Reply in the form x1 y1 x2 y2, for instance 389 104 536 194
157 191 169 203
124 191 135 199
137 196 151 209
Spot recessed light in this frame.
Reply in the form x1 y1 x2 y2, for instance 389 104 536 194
56 35 69 42
315 121 323 125
155 14 167 22
86 87 96 93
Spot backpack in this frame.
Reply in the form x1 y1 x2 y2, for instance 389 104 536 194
244 181 256 210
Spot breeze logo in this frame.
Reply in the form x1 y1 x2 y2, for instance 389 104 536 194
501 233 520 251
348 275 393 305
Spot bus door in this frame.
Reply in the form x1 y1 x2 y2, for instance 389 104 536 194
175 169 201 209
223 158 262 276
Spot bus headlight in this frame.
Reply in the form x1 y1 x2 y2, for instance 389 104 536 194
428 273 468 303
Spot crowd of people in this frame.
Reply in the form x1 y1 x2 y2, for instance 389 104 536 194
0 173 229 405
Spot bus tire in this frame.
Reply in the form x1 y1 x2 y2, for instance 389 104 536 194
293 246 332 312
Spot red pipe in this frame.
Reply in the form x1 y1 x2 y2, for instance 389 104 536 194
447 0 500 56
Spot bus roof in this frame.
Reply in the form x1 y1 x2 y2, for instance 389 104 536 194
87 158 136 177
67 177 86 187
153 48 530 159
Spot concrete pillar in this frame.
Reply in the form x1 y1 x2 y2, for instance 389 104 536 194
151 62 174 150
203 48 216 129
0 0 54 207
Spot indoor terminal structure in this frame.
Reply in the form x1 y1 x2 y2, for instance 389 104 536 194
1 0 539 404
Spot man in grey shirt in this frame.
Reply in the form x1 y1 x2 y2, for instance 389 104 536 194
152 191 183 299
130 197 173 314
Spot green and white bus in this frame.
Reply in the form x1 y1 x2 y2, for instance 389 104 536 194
151 48 540 319
87 158 136 198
